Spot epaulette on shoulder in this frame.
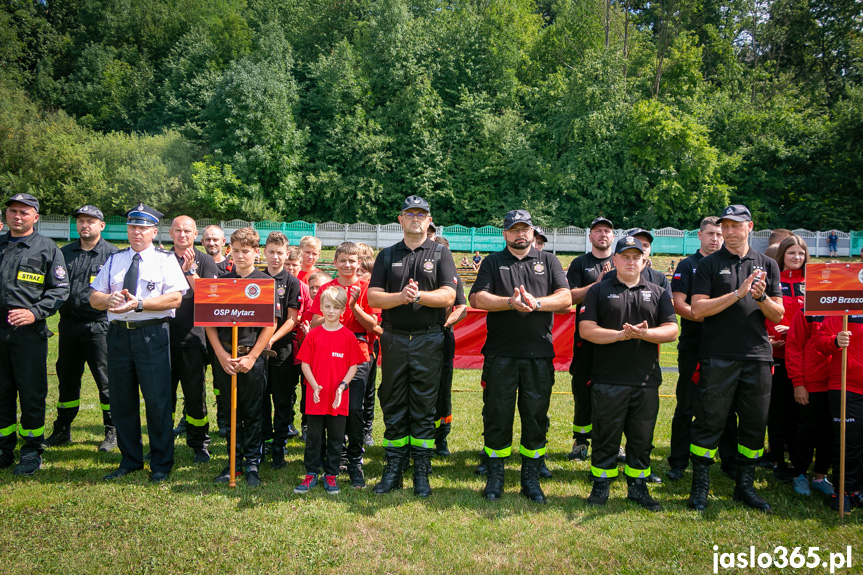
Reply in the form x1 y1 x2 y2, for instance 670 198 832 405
155 247 173 256
109 247 131 258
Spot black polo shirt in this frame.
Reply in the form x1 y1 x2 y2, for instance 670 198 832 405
216 258 233 276
603 266 670 294
566 251 613 343
369 238 458 331
469 246 568 358
691 245 781 362
266 267 302 361
60 237 118 323
169 249 219 348
671 251 704 353
579 276 676 387
214 268 280 348
454 275 467 307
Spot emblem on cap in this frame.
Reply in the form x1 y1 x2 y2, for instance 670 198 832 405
414 198 420 204
14 194 23 200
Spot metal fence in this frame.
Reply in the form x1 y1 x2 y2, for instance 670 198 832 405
39 215 862 256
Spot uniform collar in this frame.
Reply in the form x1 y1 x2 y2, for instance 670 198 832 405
132 244 156 261
72 236 106 252
612 272 646 290
717 245 755 262
502 246 540 262
3 230 37 247
398 238 436 252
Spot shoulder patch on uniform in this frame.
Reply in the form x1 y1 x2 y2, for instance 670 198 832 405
533 262 545 275
54 266 66 280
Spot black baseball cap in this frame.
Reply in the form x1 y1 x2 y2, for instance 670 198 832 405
503 209 533 230
125 203 163 227
718 204 752 222
533 226 548 242
402 195 430 213
590 216 613 230
626 227 654 243
74 205 105 221
615 236 645 255
5 193 39 213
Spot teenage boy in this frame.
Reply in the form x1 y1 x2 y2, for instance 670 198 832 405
310 242 381 488
206 228 277 487
286 246 314 439
294 286 365 495
262 232 302 468
297 236 322 284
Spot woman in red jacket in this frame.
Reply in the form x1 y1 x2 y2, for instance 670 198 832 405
815 315 863 512
765 235 808 480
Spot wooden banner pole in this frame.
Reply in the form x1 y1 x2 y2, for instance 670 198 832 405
229 325 238 488
838 315 848 519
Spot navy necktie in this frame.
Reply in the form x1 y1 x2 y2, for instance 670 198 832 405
123 253 141 295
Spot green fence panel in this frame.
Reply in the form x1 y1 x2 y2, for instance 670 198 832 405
650 228 685 255
474 225 504 252
99 216 129 241
682 230 699 255
284 220 315 244
851 231 863 256
253 221 285 245
441 225 472 252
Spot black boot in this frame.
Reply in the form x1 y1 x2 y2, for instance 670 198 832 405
539 455 552 479
520 457 546 503
373 447 405 495
434 423 451 457
483 458 505 500
98 426 117 452
733 463 772 513
587 480 610 506
475 450 488 475
688 462 711 512
627 476 661 511
271 446 286 469
413 453 432 497
45 422 71 448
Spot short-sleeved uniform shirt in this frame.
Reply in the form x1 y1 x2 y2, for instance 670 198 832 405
691 245 782 362
369 238 458 331
169 249 219 348
453 275 467 308
211 268 280 348
670 251 705 353
266 267 303 362
566 252 613 343
0 231 69 325
603 266 670 294
60 237 118 324
579 276 676 387
310 277 377 360
216 258 233 276
91 245 188 322
296 325 366 416
469 247 569 358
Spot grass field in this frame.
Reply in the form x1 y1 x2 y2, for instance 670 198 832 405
1 312 861 575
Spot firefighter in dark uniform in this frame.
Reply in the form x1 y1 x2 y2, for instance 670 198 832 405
469 210 570 503
0 193 69 476
565 216 615 462
91 204 187 483
168 215 219 463
367 195 457 497
46 205 118 452
688 204 784 513
579 236 678 510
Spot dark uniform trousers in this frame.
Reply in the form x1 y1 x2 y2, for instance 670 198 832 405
791 390 832 476
262 355 296 447
107 321 174 474
434 327 456 426
213 354 266 469
590 384 658 480
362 340 379 436
0 322 50 457
170 346 210 450
668 350 739 470
55 320 112 426
345 360 371 467
378 327 443 452
829 390 863 493
767 358 798 466
570 342 593 442
482 356 554 458
690 359 772 465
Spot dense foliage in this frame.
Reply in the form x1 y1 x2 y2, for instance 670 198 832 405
1 0 861 229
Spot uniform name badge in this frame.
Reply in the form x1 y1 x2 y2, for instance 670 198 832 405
641 291 652 302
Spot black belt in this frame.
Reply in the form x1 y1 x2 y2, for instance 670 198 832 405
382 323 443 337
220 341 277 358
110 317 168 330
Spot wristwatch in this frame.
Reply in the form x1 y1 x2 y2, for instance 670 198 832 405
414 293 421 303
734 289 743 300
534 300 542 311
755 293 767 302
135 298 144 313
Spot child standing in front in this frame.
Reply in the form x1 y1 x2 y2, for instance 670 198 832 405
294 286 365 494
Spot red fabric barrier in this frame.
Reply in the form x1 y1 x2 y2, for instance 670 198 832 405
453 308 575 371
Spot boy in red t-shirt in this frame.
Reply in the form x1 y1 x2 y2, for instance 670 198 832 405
294 286 365 494
296 236 322 284
309 242 381 488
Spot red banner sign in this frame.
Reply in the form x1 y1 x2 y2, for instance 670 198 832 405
804 263 863 316
194 278 276 327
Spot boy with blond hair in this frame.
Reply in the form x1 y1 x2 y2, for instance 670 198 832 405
297 236 322 284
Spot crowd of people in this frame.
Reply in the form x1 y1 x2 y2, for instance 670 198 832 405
0 191 860 513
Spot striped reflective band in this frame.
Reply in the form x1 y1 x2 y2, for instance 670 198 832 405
18 424 45 438
624 465 651 479
213 388 220 396
186 414 208 426
0 423 15 437
519 445 546 459
435 415 453 428
57 399 80 409
690 444 716 459
17 271 44 284
573 423 592 434
737 444 764 460
100 403 110 411
591 465 619 479
410 436 435 449
383 436 410 448
484 445 511 458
